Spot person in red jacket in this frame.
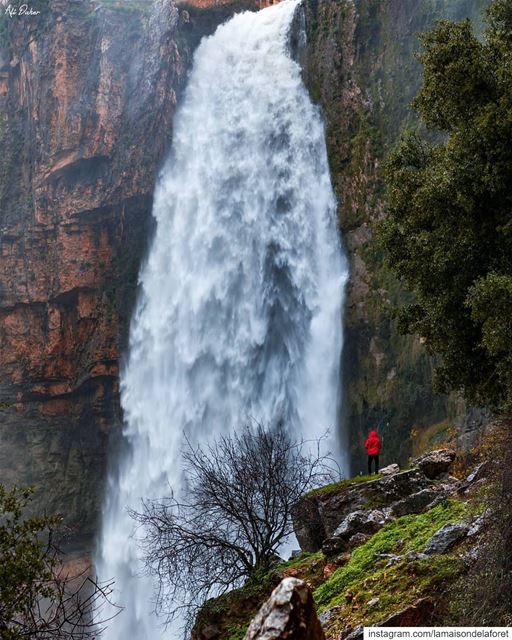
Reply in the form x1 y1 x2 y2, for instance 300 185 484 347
365 429 382 475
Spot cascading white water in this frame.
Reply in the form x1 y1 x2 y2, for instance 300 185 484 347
96 1 348 637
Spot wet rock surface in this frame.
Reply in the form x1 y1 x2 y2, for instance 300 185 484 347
244 578 325 640
323 509 390 555
413 449 456 480
424 523 469 555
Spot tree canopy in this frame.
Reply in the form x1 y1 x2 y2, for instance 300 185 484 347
379 0 512 411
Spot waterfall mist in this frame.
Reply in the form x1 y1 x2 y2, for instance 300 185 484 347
96 1 348 636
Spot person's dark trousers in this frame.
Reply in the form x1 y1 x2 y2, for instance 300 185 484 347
368 455 379 475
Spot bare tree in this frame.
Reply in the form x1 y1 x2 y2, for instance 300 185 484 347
0 485 117 639
130 423 330 630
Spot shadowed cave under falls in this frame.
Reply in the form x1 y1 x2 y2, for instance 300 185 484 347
95 0 349 637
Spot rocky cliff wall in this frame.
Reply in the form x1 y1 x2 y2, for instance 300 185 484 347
0 0 256 551
295 0 489 472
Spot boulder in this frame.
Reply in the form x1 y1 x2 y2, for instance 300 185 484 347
244 578 325 640
292 496 328 552
380 464 400 476
467 513 487 537
424 523 469 555
348 532 371 549
323 510 390 555
334 509 389 538
413 449 456 480
390 488 443 517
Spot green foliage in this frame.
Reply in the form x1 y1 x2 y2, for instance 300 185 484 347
321 554 462 635
379 0 512 411
0 486 61 638
0 485 109 638
314 499 468 611
279 550 323 570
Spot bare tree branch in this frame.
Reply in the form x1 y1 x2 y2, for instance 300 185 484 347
129 422 334 632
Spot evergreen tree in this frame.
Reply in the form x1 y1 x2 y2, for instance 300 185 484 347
380 0 512 411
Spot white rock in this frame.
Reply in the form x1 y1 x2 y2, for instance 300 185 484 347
380 463 400 476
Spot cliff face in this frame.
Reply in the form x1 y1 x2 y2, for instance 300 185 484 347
296 0 489 470
0 0 256 550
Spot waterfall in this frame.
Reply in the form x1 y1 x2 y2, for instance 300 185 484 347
96 0 348 637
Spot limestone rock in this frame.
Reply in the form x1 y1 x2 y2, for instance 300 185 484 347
345 625 363 640
424 523 469 555
293 469 429 552
318 606 341 627
466 461 491 484
244 578 325 640
390 488 442 517
413 449 456 480
467 513 487 537
323 510 390 555
334 509 389 538
380 464 400 476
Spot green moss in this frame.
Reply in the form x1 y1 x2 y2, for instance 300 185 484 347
325 554 462 635
193 570 277 640
314 499 468 612
279 550 323 571
307 473 382 499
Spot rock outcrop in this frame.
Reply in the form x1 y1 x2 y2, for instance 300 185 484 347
293 469 432 552
244 578 325 640
412 449 456 480
323 509 390 555
423 523 469 555
294 451 458 553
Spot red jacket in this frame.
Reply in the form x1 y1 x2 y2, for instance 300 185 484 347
365 430 381 456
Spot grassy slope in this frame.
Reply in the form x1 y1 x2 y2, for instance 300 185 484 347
193 481 479 640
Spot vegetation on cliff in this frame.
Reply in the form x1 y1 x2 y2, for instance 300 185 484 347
299 0 488 470
0 485 112 639
380 0 512 412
